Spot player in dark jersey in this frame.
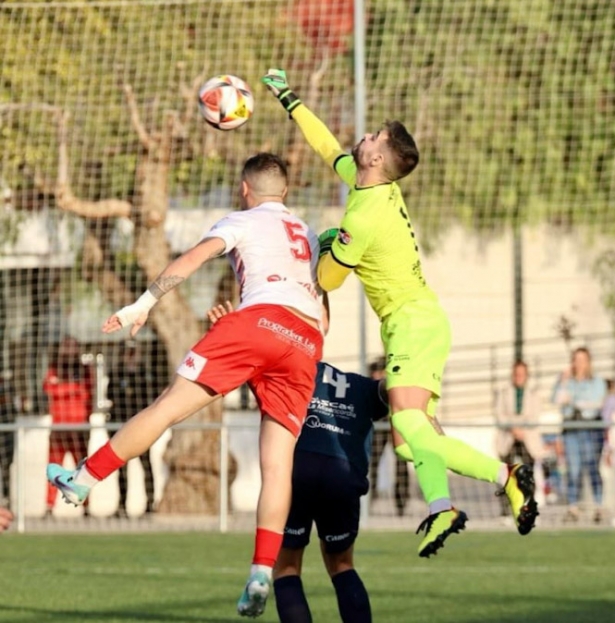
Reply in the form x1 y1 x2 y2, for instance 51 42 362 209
208 302 387 623
273 360 387 623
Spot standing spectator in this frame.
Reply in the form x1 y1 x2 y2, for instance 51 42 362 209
602 379 615 428
0 371 16 508
601 379 615 468
106 341 157 518
368 356 410 517
551 347 607 523
43 336 93 517
495 361 545 516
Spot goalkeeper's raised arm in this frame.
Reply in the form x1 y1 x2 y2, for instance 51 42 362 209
262 68 351 179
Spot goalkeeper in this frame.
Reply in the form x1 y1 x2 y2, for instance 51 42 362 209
262 69 539 557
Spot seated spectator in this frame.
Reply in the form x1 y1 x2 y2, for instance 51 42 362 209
551 347 607 523
495 360 545 515
43 336 93 517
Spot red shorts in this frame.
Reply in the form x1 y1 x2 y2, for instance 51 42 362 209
176 304 323 437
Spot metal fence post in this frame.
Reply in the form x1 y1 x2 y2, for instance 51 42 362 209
16 421 25 533
219 422 229 533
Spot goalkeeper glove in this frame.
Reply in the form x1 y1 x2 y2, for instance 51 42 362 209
318 228 339 258
261 68 302 115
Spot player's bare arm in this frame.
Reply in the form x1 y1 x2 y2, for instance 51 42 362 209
102 236 226 336
148 275 185 299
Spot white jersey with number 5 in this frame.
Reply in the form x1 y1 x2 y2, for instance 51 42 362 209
202 202 322 321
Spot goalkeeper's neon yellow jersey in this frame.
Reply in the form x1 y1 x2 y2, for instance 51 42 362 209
292 105 436 320
331 156 436 319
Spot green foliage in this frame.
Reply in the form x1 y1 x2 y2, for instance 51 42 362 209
593 249 615 331
0 0 614 240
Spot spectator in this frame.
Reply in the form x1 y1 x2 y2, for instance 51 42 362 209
43 336 93 517
0 371 16 508
106 341 158 518
495 361 545 516
368 357 410 517
602 379 615 428
601 379 615 468
540 433 565 505
0 506 13 532
551 347 607 523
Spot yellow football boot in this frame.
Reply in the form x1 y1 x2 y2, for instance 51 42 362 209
416 508 468 558
498 464 539 535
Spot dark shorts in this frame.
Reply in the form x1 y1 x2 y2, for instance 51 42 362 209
283 451 369 554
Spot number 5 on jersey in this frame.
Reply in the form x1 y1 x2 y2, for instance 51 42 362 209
283 220 312 261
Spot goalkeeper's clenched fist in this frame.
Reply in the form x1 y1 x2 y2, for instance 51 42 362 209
261 68 302 114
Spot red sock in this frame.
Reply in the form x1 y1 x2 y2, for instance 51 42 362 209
85 442 126 481
252 528 283 567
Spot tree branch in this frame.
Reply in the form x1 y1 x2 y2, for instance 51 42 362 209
53 110 131 218
0 103 62 115
56 186 132 219
123 84 154 151
178 68 209 132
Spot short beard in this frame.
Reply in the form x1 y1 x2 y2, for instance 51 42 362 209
351 142 361 165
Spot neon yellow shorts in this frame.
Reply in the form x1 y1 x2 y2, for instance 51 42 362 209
380 298 451 397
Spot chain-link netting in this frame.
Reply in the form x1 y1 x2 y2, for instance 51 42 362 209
1 0 614 528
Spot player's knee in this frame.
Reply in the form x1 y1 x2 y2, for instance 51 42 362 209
260 455 292 487
274 547 304 580
322 547 354 578
391 408 429 437
274 563 301 580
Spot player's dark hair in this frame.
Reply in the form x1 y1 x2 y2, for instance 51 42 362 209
368 356 386 375
242 152 288 183
382 120 419 181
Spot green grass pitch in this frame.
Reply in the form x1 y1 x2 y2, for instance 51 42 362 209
1 530 613 622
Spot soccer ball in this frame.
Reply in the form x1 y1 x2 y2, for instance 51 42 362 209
197 74 254 131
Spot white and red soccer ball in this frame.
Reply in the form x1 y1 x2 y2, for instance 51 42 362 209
197 74 254 131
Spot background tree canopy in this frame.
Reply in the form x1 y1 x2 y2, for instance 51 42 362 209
1 0 614 239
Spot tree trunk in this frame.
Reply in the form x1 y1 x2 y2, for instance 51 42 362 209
52 92 238 514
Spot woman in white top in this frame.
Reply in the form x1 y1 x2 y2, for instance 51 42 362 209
551 347 607 522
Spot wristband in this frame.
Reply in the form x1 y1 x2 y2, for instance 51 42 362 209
278 89 301 114
116 290 158 327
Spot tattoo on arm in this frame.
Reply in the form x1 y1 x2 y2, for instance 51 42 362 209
147 239 225 299
148 275 185 299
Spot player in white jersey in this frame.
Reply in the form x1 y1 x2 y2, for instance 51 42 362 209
46 153 324 618
213 204 320 312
